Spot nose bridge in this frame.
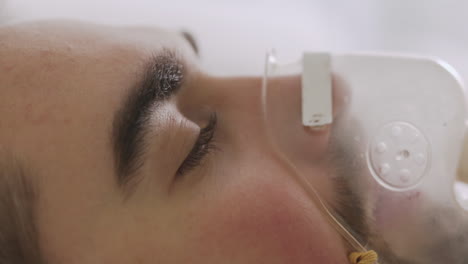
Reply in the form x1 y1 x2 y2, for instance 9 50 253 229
180 75 278 152
200 75 304 137
210 75 314 157
197 76 265 126
178 74 307 150
203 75 303 124
215 77 261 108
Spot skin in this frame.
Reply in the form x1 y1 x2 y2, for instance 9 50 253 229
0 21 350 263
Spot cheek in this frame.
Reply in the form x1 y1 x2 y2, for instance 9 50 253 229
190 173 349 264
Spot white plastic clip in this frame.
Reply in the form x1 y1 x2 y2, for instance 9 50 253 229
302 52 333 127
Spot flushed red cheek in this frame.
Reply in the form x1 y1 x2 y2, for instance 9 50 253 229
191 178 349 264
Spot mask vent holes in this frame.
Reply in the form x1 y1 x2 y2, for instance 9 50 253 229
396 149 410 161
369 121 430 190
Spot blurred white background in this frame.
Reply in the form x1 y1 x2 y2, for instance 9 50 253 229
2 0 468 80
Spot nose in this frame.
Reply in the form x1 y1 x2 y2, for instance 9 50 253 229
181 75 266 145
178 73 339 158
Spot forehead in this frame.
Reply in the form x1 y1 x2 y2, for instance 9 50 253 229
0 20 194 118
0 21 193 68
0 20 193 169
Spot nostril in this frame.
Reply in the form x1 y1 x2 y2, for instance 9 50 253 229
181 31 199 55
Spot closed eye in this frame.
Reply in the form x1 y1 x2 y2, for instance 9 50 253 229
176 113 217 177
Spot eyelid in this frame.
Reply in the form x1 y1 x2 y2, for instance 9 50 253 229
113 50 185 195
176 113 217 177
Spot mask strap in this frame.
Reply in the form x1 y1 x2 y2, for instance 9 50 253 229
349 250 378 264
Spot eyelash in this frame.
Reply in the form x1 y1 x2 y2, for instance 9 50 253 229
176 113 218 177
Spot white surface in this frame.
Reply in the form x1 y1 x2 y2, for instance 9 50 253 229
302 53 332 126
3 0 468 79
322 53 466 193
455 181 468 209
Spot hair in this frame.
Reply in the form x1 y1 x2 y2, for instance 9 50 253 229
0 155 44 264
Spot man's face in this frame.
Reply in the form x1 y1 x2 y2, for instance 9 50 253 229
0 21 349 263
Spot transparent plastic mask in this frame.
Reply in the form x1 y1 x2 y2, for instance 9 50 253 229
262 51 468 263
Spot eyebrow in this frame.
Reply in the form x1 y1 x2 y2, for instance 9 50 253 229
112 49 185 195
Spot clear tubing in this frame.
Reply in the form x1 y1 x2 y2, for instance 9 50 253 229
260 51 369 253
261 50 468 263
